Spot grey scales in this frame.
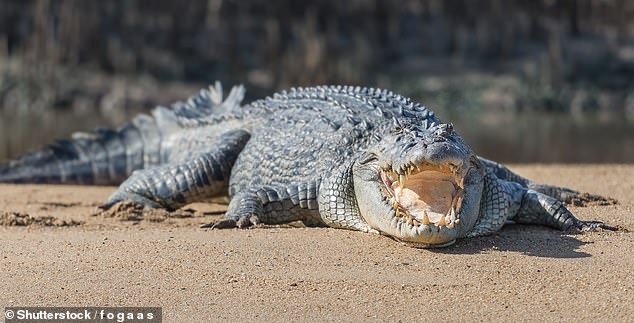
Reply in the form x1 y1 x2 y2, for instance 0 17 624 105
0 82 617 247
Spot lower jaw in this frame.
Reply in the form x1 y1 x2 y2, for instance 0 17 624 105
387 211 459 245
402 239 457 248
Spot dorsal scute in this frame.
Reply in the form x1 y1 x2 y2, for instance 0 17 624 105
252 85 438 130
152 81 245 128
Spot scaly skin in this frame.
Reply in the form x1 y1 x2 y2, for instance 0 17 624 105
0 83 616 247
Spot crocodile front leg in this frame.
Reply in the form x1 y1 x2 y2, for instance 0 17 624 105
101 129 250 210
318 161 378 233
208 162 379 233
467 171 616 238
477 157 615 205
466 173 524 237
513 190 617 231
205 182 323 229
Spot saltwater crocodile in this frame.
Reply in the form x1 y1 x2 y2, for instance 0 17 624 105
0 83 615 247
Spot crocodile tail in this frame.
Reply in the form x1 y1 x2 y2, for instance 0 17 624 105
0 82 245 185
0 115 161 185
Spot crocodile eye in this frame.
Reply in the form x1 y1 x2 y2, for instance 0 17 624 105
358 152 378 164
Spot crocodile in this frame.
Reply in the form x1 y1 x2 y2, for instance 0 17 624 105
0 83 616 247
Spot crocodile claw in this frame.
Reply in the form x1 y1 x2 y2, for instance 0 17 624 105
100 192 163 210
569 193 618 207
576 220 618 232
201 215 260 229
201 219 237 229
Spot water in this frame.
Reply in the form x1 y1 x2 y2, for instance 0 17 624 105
0 110 117 163
1 110 633 164
450 113 634 163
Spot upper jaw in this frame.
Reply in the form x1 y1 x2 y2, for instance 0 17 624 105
388 159 466 181
387 141 467 177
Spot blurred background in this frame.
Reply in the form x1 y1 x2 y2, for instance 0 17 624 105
0 0 632 163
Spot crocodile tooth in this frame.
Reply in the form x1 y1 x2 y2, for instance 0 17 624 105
438 215 447 227
448 208 456 228
422 211 430 225
455 196 463 214
399 174 406 187
410 212 419 227
393 184 402 202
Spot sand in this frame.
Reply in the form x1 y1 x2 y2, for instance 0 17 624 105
0 165 633 322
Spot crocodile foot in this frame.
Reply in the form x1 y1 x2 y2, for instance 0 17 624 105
201 214 260 229
568 193 618 207
99 192 163 210
574 220 618 232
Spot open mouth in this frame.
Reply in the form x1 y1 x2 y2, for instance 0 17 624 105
380 163 465 228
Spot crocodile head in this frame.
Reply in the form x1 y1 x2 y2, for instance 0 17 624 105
353 123 484 247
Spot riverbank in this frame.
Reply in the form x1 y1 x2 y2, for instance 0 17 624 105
1 164 632 322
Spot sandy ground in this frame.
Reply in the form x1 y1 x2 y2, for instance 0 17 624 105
0 164 633 322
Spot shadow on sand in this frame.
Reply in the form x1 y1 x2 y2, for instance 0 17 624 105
437 224 593 258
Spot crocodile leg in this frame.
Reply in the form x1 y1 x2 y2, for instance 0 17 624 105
467 172 616 238
523 183 616 206
512 190 617 231
477 156 615 205
319 161 378 233
100 129 250 210
207 162 382 232
204 182 323 229
466 174 524 237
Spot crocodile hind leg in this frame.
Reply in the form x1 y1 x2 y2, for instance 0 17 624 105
203 182 323 229
100 129 250 210
523 183 616 206
477 157 616 205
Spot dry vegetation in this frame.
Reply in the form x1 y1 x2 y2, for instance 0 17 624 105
1 0 632 109
0 0 632 162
